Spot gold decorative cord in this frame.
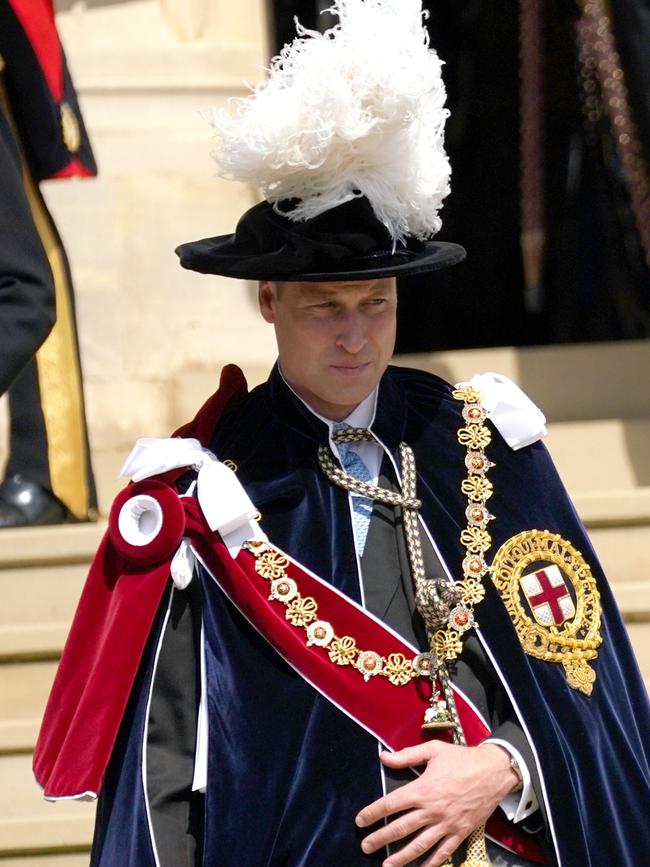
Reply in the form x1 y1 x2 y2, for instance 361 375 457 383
318 431 422 511
316 404 495 673
518 0 546 313
318 419 493 866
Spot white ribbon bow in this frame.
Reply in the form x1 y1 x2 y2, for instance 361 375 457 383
120 437 267 570
457 373 547 450
120 437 207 482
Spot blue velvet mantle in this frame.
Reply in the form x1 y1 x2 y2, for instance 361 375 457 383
93 364 650 866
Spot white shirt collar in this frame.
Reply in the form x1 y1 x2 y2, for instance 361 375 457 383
278 362 378 431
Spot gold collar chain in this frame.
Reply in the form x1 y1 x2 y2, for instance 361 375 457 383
427 385 496 662
317 405 496 667
244 541 433 687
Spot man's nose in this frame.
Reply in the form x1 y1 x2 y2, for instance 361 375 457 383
336 311 368 354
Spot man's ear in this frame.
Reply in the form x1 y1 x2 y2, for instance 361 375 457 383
258 281 277 323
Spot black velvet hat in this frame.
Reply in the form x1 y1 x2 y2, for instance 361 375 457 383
176 0 466 283
175 197 466 282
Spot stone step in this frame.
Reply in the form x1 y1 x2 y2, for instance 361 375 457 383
3 384 650 519
0 856 89 867
0 477 646 858
627 623 650 685
399 340 650 423
3 635 648 859
545 418 650 495
0 563 93 661
0 755 94 856
0 524 104 662
0 660 55 753
570 488 650 528
4 621 649 757
587 526 650 591
0 524 105 569
95 418 650 515
0 478 646 567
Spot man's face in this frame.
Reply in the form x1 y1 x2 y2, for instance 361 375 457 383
258 277 397 421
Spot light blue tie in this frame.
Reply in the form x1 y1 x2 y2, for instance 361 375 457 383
333 423 374 556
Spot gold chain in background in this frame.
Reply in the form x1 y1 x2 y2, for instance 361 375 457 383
576 0 650 270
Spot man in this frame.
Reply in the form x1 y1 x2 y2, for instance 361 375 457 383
35 2 650 865
0 56 55 405
0 0 97 527
238 273 539 864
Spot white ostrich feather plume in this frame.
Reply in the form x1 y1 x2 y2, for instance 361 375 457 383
211 0 451 243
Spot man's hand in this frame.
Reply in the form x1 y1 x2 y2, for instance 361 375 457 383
355 741 519 867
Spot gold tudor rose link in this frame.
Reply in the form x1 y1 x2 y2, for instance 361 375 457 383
244 541 436 687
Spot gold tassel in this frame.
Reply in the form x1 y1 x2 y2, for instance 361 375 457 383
459 824 491 867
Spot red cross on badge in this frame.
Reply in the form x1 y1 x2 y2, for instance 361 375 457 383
520 565 575 627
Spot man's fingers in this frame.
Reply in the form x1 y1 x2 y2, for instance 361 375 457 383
355 788 416 828
380 742 438 770
359 809 429 854
421 834 463 867
381 824 448 867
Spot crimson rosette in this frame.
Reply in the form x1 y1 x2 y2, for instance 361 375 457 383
108 480 187 566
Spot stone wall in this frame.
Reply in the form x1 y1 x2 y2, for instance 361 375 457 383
0 0 278 480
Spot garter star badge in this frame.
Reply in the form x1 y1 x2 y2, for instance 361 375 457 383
491 530 602 695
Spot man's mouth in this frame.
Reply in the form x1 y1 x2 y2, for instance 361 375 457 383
330 362 371 375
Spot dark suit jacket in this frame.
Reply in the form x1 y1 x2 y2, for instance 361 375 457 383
0 96 54 392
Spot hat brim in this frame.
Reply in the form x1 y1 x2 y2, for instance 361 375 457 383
176 233 466 282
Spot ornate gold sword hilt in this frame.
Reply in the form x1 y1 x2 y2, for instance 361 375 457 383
459 823 491 866
440 823 490 867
